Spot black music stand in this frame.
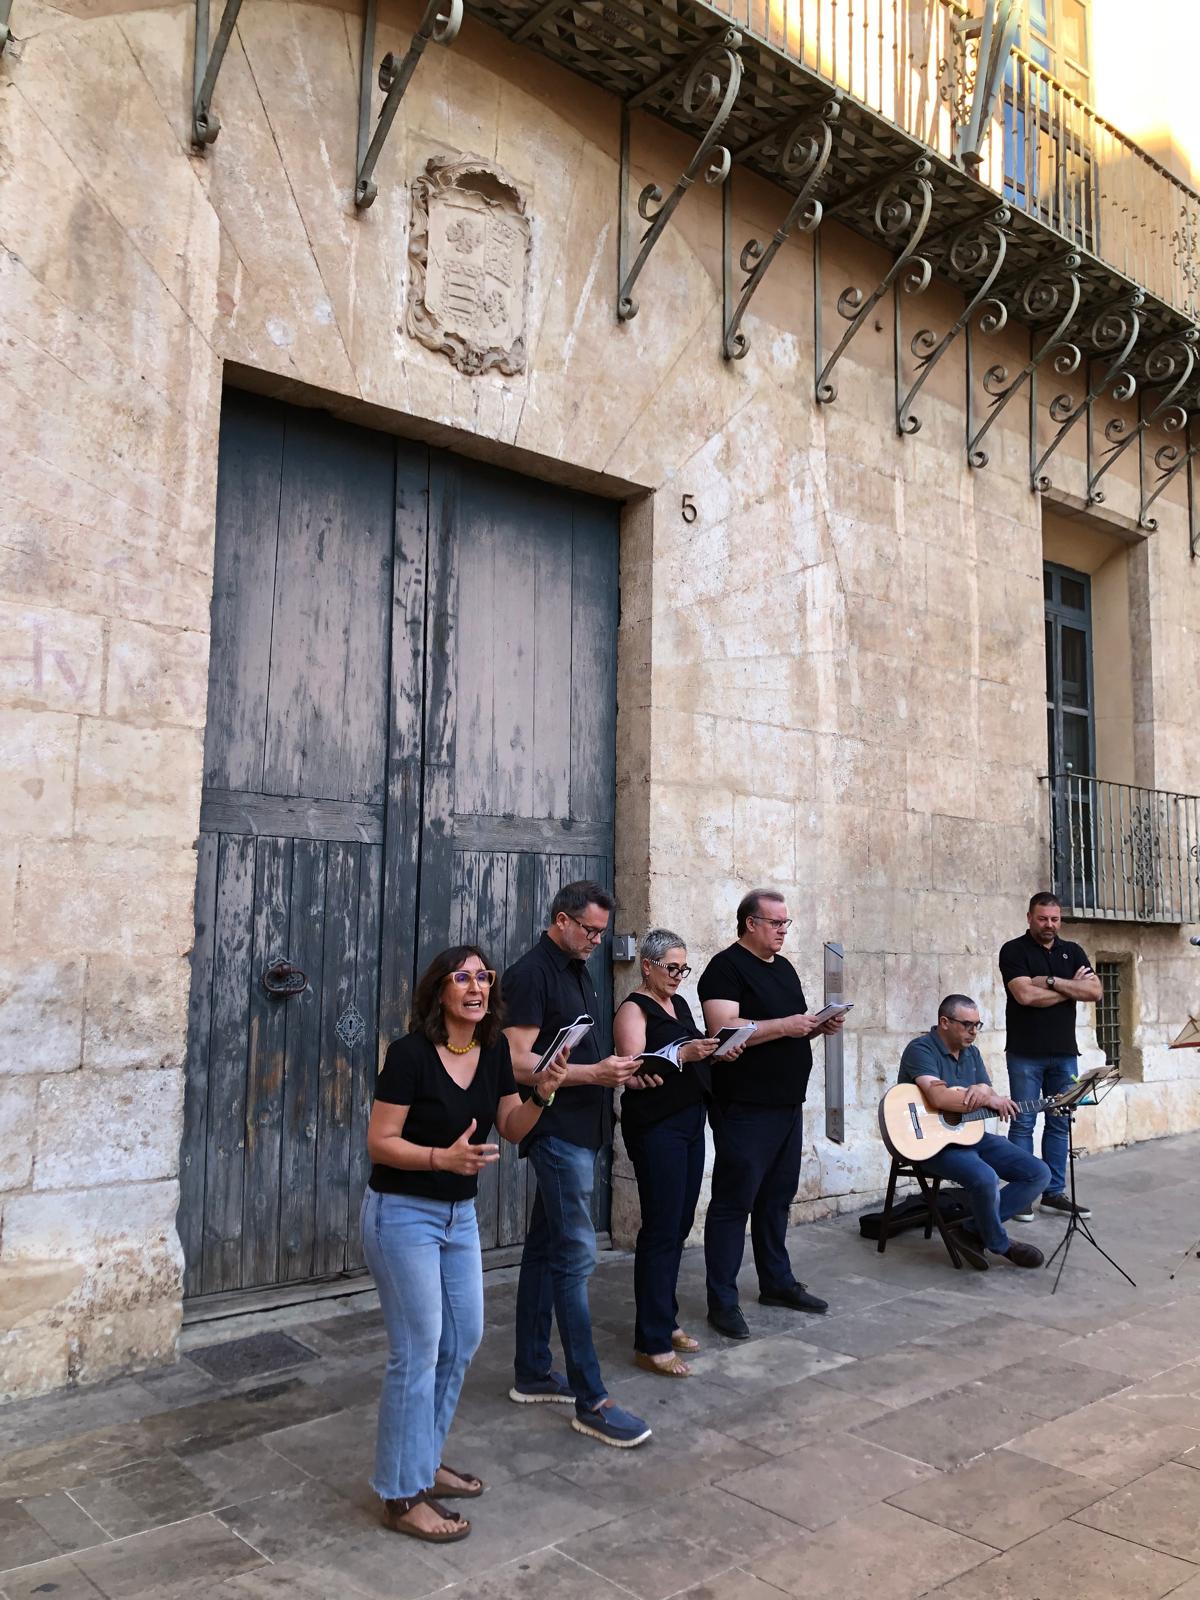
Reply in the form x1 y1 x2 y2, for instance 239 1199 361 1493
1043 1068 1132 1294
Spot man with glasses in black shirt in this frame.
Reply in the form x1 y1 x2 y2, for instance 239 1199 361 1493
503 881 649 1448
698 887 845 1340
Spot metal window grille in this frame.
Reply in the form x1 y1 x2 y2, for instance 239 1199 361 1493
1095 959 1121 1069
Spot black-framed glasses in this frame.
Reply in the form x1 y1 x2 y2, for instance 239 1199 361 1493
949 1017 982 1033
447 969 497 987
650 959 691 980
563 912 607 943
751 915 792 931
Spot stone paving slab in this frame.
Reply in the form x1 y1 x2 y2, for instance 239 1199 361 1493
3 1133 1200 1598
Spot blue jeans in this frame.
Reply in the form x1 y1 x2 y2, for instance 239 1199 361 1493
623 1103 706 1356
360 1188 484 1502
918 1132 1050 1254
1006 1054 1076 1195
514 1136 605 1410
705 1102 805 1312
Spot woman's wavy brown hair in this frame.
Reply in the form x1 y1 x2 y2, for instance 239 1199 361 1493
409 944 505 1047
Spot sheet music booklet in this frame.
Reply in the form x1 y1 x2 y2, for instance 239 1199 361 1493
712 1022 757 1059
533 1015 594 1073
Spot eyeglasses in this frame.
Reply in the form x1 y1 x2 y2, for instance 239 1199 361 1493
563 912 607 943
949 1018 982 1033
650 959 692 980
447 969 496 987
751 915 792 931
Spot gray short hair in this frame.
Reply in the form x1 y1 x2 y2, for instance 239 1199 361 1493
640 928 687 963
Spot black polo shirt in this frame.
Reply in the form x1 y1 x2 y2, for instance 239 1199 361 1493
999 930 1092 1057
502 932 609 1152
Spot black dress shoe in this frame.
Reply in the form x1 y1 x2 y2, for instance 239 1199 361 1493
706 1305 751 1340
758 1284 828 1314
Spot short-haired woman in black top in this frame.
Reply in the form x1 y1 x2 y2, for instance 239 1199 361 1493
614 929 729 1377
362 944 568 1543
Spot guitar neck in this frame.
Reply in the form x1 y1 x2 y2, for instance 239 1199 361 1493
959 1094 1055 1124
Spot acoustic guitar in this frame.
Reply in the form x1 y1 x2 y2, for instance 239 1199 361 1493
877 1067 1108 1163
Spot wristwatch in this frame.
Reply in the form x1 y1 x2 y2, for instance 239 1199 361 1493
1046 975 1057 989
530 1086 556 1110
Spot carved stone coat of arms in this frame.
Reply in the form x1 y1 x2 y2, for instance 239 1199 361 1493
406 156 531 377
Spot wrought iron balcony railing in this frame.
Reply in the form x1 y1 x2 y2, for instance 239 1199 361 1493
999 48 1200 322
1048 772 1200 924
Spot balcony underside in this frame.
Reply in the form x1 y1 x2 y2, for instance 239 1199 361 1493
466 0 1197 398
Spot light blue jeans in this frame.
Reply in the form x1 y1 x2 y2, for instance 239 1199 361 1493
360 1187 484 1502
1006 1054 1077 1196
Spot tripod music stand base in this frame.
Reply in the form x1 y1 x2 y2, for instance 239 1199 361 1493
1045 1106 1134 1294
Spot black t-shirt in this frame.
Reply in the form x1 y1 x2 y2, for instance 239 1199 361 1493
999 931 1092 1057
368 1031 518 1202
697 943 812 1106
502 932 609 1152
616 993 706 1135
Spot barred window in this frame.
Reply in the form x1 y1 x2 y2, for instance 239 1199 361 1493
1095 960 1121 1069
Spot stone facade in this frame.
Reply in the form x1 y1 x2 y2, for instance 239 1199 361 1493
1 0 1198 1399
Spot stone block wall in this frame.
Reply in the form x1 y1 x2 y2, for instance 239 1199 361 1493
2 0 1199 1395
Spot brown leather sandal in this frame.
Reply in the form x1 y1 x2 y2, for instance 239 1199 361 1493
634 1350 691 1378
381 1491 471 1542
436 1462 485 1499
671 1329 701 1353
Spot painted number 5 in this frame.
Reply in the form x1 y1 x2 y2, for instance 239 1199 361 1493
681 494 697 524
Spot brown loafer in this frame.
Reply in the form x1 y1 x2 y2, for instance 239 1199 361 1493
381 1492 471 1542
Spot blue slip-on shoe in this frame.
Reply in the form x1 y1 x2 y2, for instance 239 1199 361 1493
570 1400 652 1448
508 1370 575 1404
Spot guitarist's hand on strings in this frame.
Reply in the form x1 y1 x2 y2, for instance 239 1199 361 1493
960 1084 993 1111
988 1092 1018 1120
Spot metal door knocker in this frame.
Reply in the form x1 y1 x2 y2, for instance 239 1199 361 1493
261 960 308 999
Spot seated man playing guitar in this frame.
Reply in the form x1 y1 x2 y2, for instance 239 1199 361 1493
896 995 1051 1270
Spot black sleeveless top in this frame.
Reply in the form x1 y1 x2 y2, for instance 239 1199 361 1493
616 992 706 1133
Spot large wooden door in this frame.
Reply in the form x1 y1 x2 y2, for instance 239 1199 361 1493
416 459 618 1250
181 394 618 1299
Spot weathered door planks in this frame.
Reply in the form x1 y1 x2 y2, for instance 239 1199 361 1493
182 393 619 1298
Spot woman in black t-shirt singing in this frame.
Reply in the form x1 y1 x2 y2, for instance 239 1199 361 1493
362 945 568 1544
614 929 729 1377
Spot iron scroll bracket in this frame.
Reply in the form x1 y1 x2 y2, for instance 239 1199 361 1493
966 251 1082 468
355 0 463 210
617 28 743 322
1029 291 1143 495
1087 329 1198 508
192 0 246 148
722 98 840 361
1139 416 1199 534
894 206 1010 437
814 158 935 406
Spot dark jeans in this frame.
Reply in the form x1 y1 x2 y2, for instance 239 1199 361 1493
704 1101 805 1313
918 1132 1050 1254
1006 1054 1076 1195
623 1102 706 1356
514 1136 606 1409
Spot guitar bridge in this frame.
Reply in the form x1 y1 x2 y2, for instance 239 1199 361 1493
908 1103 923 1140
